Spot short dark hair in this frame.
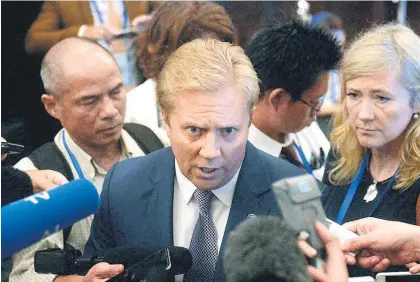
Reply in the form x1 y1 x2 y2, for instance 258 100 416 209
246 22 342 100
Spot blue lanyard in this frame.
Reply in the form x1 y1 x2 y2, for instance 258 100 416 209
90 0 129 29
336 151 398 224
292 142 313 175
62 131 85 179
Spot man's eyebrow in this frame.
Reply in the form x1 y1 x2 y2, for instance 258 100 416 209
110 82 123 92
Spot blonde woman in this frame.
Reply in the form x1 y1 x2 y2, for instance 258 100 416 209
322 23 420 277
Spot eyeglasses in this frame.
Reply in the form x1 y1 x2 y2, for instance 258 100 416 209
297 96 325 112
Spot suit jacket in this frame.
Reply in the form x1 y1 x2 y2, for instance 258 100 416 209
84 142 305 281
25 1 160 54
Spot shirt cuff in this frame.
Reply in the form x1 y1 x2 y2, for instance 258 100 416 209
78 25 87 37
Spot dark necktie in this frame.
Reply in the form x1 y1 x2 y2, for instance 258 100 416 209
184 189 218 282
279 144 303 168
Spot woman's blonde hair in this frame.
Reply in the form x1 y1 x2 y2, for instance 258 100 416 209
157 38 259 117
137 1 237 80
330 23 420 189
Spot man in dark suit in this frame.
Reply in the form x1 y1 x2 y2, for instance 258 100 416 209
79 39 305 282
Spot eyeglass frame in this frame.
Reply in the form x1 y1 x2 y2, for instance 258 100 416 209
296 95 326 112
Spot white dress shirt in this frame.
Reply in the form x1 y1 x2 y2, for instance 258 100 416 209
173 161 240 281
248 123 330 180
10 128 145 282
125 78 171 147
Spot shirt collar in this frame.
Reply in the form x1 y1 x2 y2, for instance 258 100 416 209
57 128 144 178
248 124 293 157
174 160 240 208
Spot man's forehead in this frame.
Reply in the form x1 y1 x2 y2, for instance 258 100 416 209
302 73 329 99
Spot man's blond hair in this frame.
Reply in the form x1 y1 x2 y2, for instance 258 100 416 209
156 39 259 117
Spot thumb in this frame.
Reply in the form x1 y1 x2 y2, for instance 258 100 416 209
102 264 124 279
47 170 68 187
342 232 378 253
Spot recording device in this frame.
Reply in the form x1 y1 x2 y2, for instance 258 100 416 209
1 141 24 155
35 246 100 275
108 246 192 282
1 179 100 259
376 272 420 282
35 246 192 282
1 166 34 206
223 216 312 282
271 174 328 251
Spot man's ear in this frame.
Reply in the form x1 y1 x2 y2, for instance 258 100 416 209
41 94 60 120
268 88 288 112
161 110 171 134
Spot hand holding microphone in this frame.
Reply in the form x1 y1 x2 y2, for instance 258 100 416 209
36 246 192 282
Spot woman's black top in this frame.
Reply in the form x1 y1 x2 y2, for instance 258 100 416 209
322 151 420 277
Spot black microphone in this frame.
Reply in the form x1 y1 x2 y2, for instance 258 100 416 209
223 216 312 282
105 246 192 276
1 166 33 206
143 265 171 282
35 246 192 279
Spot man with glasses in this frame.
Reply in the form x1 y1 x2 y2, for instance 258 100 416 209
246 22 342 179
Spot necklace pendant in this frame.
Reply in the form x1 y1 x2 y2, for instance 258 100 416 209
364 181 378 203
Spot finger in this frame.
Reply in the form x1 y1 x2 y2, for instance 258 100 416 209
344 253 356 265
297 240 317 258
104 25 120 35
406 262 418 269
315 222 344 262
307 265 329 282
94 263 124 279
371 258 391 272
26 170 55 192
409 264 420 274
48 171 68 186
342 232 379 253
357 254 381 269
342 220 359 233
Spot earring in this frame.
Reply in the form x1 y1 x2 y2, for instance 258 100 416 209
414 113 419 120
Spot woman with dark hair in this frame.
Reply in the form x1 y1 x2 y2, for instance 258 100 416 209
125 1 237 145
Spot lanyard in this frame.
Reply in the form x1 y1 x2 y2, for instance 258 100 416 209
292 142 313 175
336 151 398 224
62 131 85 179
90 0 129 29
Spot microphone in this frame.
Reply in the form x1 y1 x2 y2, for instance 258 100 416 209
1 179 100 259
143 265 171 282
223 216 311 282
35 246 192 280
107 246 192 281
1 166 34 206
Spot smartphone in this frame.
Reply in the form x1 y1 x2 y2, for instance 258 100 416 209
1 141 25 155
376 272 420 282
113 29 138 39
325 218 359 256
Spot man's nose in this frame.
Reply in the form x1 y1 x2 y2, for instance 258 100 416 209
199 132 221 160
100 96 119 120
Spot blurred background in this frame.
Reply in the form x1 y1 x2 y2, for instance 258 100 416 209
2 1 420 165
